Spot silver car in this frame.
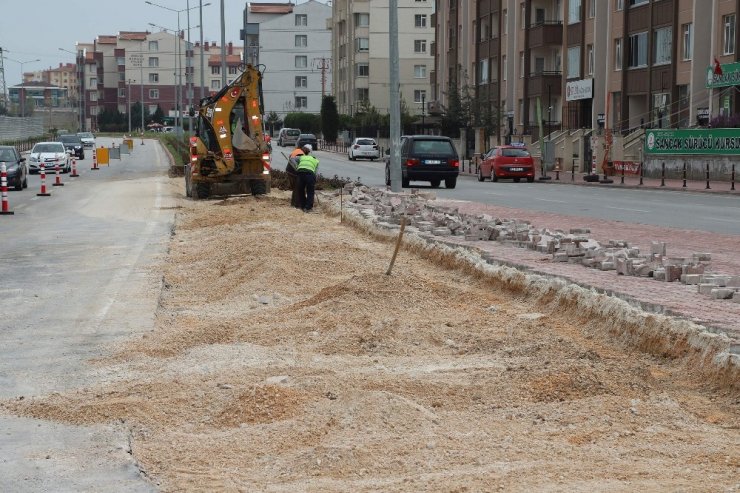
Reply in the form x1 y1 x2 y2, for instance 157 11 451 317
77 131 96 148
348 137 380 161
28 142 71 173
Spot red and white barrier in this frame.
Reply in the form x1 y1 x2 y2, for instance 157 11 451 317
37 163 51 196
70 157 79 177
91 148 99 170
1 162 14 215
52 163 64 187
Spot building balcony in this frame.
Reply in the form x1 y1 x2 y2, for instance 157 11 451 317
528 21 563 48
527 71 562 98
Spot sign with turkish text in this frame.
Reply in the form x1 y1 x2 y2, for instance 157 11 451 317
565 78 593 101
612 161 640 175
645 128 740 155
706 62 740 88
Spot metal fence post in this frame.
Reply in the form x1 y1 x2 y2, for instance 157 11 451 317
620 162 625 185
660 162 665 187
571 158 575 181
732 164 736 191
682 162 687 188
639 161 644 186
705 162 711 190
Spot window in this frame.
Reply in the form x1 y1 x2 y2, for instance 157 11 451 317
502 55 507 80
503 9 508 34
295 96 307 109
587 44 594 75
211 80 220 89
414 40 427 53
614 38 622 70
519 51 524 77
116 57 125 66
588 0 595 18
355 37 369 52
295 76 307 88
521 4 526 29
355 88 369 101
118 88 126 97
119 72 125 81
415 15 427 28
682 23 693 60
414 89 426 104
229 66 238 75
356 63 369 77
89 77 97 86
354 13 369 27
148 57 159 68
414 65 427 78
724 14 736 55
89 106 98 116
567 46 581 78
295 35 307 48
295 56 307 68
211 66 220 75
89 92 98 102
653 27 672 65
295 14 307 26
149 73 159 83
616 0 623 10
149 89 159 99
629 0 648 6
569 0 581 24
628 32 648 68
479 58 489 84
148 41 158 51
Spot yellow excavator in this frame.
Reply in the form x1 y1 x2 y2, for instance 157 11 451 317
186 64 271 199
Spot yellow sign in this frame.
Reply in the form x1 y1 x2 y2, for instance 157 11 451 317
97 147 109 165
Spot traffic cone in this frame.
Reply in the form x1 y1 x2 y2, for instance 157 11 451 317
70 157 79 177
52 163 64 187
37 163 51 196
1 163 14 215
91 147 99 170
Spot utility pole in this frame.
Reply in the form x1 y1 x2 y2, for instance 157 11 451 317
187 0 193 135
220 0 227 86
0 48 8 111
389 0 402 192
127 79 132 133
199 0 205 100
313 58 331 98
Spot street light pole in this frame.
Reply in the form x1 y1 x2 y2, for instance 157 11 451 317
7 57 40 117
220 0 227 86
199 0 205 100
59 48 84 131
127 79 132 133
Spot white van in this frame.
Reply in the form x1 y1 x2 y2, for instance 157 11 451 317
277 128 301 147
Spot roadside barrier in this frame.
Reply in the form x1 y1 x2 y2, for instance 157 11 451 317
660 162 666 186
683 162 687 188
705 162 711 190
1 163 14 215
37 164 51 196
52 163 64 187
70 158 79 177
91 148 99 170
732 164 736 191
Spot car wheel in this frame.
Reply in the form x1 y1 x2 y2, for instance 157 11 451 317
14 175 23 191
401 177 409 188
491 170 499 182
430 179 441 188
477 167 485 182
514 177 521 183
526 176 535 183
81 153 85 160
445 176 457 189
22 173 28 189
193 182 210 200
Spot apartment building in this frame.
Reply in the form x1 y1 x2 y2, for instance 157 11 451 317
434 0 740 147
332 0 434 117
74 31 243 131
248 0 332 117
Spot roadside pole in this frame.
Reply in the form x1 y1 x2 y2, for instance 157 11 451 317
388 0 402 192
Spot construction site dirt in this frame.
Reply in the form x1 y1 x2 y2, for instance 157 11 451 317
2 188 738 492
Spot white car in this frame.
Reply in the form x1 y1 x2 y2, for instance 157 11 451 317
28 142 71 174
348 137 380 161
77 131 96 148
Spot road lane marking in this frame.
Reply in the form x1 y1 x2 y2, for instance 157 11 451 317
535 198 568 203
698 216 739 223
604 206 649 213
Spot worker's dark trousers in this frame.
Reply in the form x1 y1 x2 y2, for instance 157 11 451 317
297 170 316 211
287 170 301 208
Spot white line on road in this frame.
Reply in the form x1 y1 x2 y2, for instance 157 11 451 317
535 198 568 203
604 206 650 213
698 216 739 223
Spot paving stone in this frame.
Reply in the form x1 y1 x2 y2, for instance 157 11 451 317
727 276 740 288
711 288 735 300
693 252 712 261
651 241 667 256
653 268 666 281
682 274 702 285
698 283 716 295
665 265 683 282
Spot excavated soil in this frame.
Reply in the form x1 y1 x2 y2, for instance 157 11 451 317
2 191 739 492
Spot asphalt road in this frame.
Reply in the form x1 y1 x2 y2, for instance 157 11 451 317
300 149 740 235
0 137 171 492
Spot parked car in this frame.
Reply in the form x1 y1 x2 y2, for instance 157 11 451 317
58 134 85 159
296 133 318 150
277 128 301 147
348 137 380 161
384 135 459 189
478 144 535 182
0 145 28 190
77 131 96 148
28 142 71 174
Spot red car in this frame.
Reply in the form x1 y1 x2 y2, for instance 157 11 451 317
478 144 535 182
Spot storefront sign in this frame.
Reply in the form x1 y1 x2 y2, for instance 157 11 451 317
612 161 640 175
566 79 593 102
645 128 740 155
706 62 740 88
597 113 605 126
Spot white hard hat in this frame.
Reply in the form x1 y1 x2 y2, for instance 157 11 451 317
302 144 313 151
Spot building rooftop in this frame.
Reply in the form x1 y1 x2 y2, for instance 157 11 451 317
118 31 149 41
250 3 294 14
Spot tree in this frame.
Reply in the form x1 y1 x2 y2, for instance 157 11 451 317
265 111 281 137
129 102 150 132
284 112 320 134
441 80 464 138
320 95 339 142
150 105 165 124
97 107 126 132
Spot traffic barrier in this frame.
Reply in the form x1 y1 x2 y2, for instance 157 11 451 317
91 147 99 170
37 164 51 196
682 162 687 188
620 161 625 185
52 163 64 187
705 162 711 190
70 157 79 177
732 164 736 191
571 159 575 181
639 162 644 186
660 162 666 187
1 163 14 215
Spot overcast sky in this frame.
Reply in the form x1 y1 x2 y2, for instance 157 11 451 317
1 0 327 87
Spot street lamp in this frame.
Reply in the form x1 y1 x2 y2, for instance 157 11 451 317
146 0 210 137
59 47 84 131
6 57 40 117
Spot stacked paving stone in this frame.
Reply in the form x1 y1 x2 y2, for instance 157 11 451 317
342 185 740 303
